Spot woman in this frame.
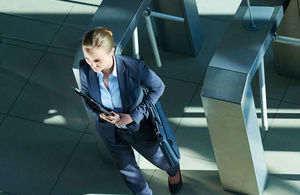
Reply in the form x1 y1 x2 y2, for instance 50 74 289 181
79 27 182 195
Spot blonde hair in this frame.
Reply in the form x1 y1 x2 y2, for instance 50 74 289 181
81 27 114 53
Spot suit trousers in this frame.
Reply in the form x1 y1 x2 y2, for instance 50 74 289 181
100 118 178 195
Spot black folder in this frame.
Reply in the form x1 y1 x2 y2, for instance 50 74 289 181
73 87 112 116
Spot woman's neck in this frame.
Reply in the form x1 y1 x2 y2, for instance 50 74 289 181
102 56 114 76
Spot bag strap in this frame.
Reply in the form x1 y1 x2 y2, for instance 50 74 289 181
142 88 162 125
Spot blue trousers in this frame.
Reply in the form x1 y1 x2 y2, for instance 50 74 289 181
101 118 178 195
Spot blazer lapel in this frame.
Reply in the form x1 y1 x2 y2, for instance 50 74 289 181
115 55 129 113
89 69 102 105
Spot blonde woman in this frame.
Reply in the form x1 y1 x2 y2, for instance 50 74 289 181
79 27 182 195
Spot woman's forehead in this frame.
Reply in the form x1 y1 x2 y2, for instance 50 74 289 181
83 47 108 58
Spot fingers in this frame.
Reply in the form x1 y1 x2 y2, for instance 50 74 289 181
107 111 120 123
99 113 112 123
99 112 120 124
116 113 133 126
99 112 133 126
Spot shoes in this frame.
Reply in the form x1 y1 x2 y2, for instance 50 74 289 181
168 167 182 194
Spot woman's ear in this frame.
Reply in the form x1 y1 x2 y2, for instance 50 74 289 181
110 47 115 55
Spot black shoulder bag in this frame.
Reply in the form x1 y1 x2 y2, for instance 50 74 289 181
142 88 180 168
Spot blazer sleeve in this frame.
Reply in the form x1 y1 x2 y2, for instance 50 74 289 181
79 60 106 123
129 60 165 124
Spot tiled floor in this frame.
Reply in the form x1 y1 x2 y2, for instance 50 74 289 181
1 0 300 195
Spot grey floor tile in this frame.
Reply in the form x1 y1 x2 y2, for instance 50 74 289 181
64 2 100 27
47 24 85 57
46 48 75 59
0 39 46 53
251 46 290 101
178 85 279 161
86 120 95 134
159 77 198 131
51 25 85 49
264 175 300 195
175 86 215 161
0 43 44 113
282 79 300 105
0 191 16 195
0 0 73 22
9 53 89 131
182 85 203 113
51 134 132 195
269 102 300 130
0 114 4 125
140 16 229 84
0 116 82 195
175 116 215 162
179 154 218 172
263 102 300 179
0 14 60 50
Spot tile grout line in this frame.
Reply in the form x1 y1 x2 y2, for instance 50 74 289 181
1 50 48 124
82 120 91 134
269 173 300 181
36 5 90 194
171 83 218 163
6 113 87 134
173 84 202 134
0 40 45 53
1 41 75 58
0 118 4 127
147 169 157 185
58 0 100 7
277 99 300 107
1 3 76 125
0 110 5 126
0 1 84 56
0 12 86 30
1 34 76 52
0 190 17 195
48 124 88 195
160 75 199 86
253 94 282 102
1 3 91 136
181 153 216 163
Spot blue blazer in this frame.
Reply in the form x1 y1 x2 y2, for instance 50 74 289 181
79 54 165 143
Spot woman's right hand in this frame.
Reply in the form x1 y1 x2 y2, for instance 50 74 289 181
99 111 120 124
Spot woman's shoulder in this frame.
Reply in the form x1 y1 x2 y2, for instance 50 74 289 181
115 54 144 79
115 54 142 66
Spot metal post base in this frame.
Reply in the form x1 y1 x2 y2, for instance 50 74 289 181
201 5 283 195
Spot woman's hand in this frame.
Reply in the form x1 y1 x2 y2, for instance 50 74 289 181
116 113 133 126
99 111 120 124
99 112 133 126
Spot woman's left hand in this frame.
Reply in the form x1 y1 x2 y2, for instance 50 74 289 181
116 113 134 126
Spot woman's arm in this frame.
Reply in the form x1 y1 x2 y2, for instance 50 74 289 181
129 60 165 125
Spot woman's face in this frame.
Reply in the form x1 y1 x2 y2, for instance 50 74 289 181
83 46 114 73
